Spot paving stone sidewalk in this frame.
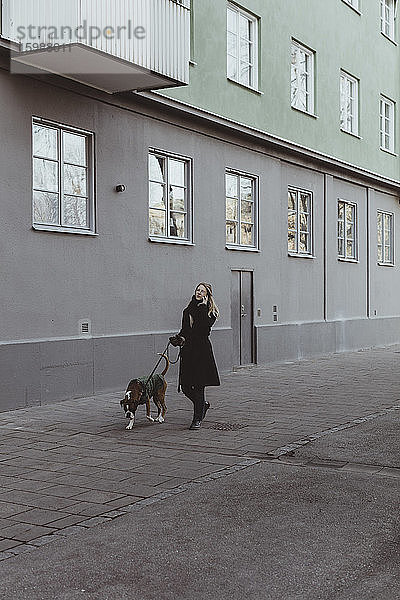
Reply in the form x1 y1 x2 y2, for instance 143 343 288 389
1 345 400 559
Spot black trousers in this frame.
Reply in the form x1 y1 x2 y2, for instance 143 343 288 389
182 385 205 422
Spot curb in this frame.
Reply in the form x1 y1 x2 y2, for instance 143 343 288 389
268 404 400 458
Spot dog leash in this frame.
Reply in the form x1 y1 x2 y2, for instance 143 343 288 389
166 343 181 365
142 341 181 399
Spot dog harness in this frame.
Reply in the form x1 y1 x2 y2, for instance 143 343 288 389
137 374 164 401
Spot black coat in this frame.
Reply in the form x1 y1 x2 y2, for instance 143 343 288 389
178 297 220 389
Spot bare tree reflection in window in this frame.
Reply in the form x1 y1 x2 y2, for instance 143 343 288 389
291 45 310 112
33 125 58 159
32 121 92 231
33 191 59 224
63 196 87 227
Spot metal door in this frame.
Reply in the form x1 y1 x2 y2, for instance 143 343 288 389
231 270 254 366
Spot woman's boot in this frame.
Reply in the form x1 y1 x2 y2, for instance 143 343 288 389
189 386 205 429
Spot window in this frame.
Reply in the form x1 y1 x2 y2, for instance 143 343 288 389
342 0 360 11
227 3 258 89
338 200 357 260
291 40 315 114
148 151 192 242
226 171 257 248
340 71 359 136
288 188 313 255
380 96 395 153
32 119 94 232
377 211 394 264
381 0 395 39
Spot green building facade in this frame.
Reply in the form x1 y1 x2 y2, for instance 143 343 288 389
159 0 400 183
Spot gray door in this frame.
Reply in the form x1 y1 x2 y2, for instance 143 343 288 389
231 270 254 366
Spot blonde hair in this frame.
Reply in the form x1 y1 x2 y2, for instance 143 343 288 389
196 282 219 319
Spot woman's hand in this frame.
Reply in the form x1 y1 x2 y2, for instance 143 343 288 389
169 334 185 347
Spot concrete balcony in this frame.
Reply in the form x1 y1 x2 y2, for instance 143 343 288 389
1 0 190 93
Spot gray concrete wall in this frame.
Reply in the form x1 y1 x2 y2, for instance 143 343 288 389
279 164 325 324
1 66 400 411
370 189 400 318
0 329 232 411
256 317 400 364
326 177 368 320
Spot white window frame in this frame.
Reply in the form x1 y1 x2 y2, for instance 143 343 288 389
287 187 313 257
342 0 361 12
148 149 193 244
32 117 95 235
291 40 315 115
377 210 394 265
380 0 396 40
340 71 359 136
380 96 395 154
225 169 258 251
337 200 358 261
227 3 259 91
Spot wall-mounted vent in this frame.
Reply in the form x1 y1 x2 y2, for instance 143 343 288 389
273 305 278 323
79 320 91 336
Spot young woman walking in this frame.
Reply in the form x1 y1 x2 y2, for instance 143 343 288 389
170 283 220 430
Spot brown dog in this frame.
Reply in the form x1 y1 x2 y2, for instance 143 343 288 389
120 354 169 430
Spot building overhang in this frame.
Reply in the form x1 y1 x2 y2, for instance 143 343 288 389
2 0 190 93
10 43 182 94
